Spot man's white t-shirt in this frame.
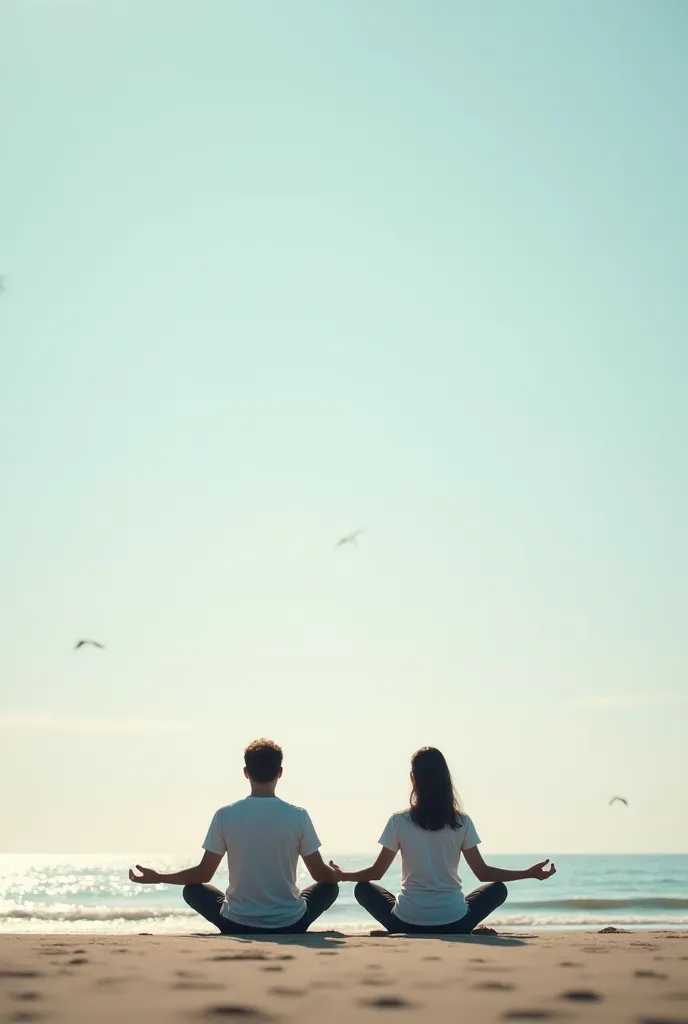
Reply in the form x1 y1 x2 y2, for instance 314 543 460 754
379 811 481 927
203 796 321 929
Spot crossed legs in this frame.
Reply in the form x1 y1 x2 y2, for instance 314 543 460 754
354 880 507 934
182 882 339 935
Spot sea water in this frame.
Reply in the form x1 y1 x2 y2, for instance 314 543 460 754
1 854 686 933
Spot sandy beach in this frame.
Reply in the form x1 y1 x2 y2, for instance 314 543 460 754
1 930 687 1024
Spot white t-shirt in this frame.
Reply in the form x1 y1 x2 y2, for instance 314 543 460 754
379 810 481 927
203 796 321 929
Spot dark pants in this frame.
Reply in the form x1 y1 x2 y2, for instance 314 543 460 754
182 882 339 935
354 880 507 934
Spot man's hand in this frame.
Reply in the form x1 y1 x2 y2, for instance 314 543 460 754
129 864 161 884
527 859 556 881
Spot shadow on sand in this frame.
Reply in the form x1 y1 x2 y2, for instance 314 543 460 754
191 929 530 949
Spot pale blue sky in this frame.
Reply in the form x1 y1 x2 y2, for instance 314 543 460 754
1 0 686 855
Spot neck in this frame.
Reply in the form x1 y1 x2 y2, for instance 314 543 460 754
249 781 278 798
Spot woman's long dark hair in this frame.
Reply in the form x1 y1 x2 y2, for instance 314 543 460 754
409 747 463 831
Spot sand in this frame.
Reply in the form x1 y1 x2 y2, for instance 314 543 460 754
1 931 687 1024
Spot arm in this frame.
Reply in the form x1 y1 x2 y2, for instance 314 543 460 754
329 847 397 883
302 850 338 884
129 850 223 886
463 845 556 883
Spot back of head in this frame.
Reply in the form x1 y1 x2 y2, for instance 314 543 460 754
244 738 283 783
409 746 462 831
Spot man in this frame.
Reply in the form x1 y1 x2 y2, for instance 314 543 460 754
129 738 339 933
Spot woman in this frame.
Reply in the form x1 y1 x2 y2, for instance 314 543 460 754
330 746 556 934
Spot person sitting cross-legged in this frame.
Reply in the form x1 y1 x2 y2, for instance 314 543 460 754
129 738 339 934
330 746 555 934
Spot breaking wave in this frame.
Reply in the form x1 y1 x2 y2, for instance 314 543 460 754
0 905 687 931
0 906 195 922
507 898 688 911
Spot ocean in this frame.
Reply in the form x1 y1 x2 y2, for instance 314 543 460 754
1 854 686 933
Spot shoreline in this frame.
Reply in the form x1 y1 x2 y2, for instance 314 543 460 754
2 931 688 1023
2 924 688 935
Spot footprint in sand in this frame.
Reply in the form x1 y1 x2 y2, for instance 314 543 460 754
473 982 516 992
0 972 43 981
199 1006 273 1020
68 958 89 966
558 962 581 967
561 990 602 1002
211 954 293 963
358 996 415 1009
260 966 283 973
635 970 668 980
267 987 308 997
638 1019 688 1024
422 956 441 962
503 1012 557 1020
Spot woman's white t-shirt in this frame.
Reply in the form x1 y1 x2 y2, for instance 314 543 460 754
379 811 481 926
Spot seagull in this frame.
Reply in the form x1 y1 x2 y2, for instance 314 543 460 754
609 796 628 806
334 529 364 549
74 639 106 650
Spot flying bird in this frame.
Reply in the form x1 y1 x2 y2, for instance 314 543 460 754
334 529 364 549
609 796 628 807
74 639 106 650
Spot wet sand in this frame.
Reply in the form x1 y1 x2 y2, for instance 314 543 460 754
1 930 687 1023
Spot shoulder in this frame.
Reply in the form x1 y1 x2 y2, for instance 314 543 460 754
388 809 412 827
275 799 311 819
274 798 305 812
214 799 248 818
457 813 479 838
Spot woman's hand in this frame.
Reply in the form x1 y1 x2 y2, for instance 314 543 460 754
129 864 161 884
328 860 345 882
527 859 556 881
